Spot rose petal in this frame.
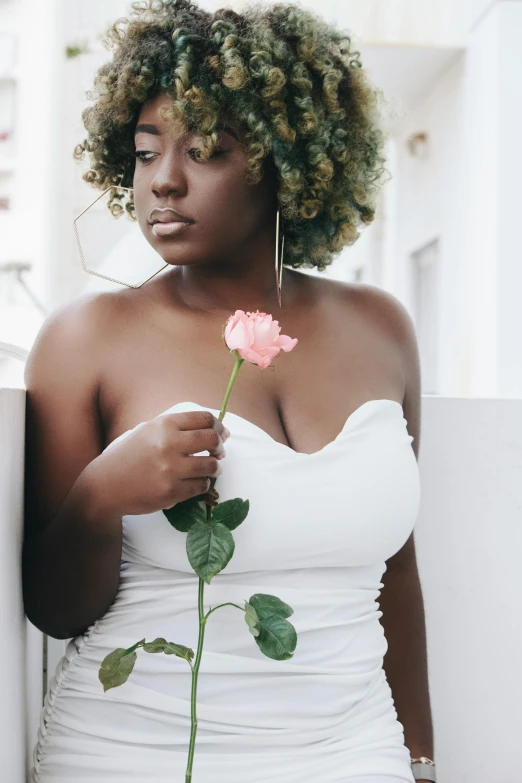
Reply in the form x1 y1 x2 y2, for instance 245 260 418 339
275 335 299 351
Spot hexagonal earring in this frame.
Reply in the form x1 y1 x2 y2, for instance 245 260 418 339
73 185 169 289
275 207 284 308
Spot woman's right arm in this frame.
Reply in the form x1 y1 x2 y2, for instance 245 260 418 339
22 295 125 640
22 294 229 641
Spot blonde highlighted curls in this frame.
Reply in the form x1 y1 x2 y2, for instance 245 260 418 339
73 0 388 271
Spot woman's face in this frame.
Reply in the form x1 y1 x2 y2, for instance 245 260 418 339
132 91 278 269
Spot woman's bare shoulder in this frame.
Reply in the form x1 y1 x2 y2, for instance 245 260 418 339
314 276 416 338
302 275 419 380
25 289 134 393
347 282 419 355
32 289 131 349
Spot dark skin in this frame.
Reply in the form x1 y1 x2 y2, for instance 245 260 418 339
22 91 433 775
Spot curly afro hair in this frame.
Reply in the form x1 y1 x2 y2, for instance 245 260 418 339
73 0 388 272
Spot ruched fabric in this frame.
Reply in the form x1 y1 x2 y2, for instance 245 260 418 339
30 399 421 783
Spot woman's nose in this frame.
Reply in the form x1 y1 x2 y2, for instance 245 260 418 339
150 151 187 196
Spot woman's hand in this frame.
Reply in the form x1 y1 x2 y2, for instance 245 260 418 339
84 409 230 519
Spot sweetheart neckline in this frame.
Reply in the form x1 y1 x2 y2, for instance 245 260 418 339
106 398 405 458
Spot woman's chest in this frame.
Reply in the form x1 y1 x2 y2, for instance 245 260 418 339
119 399 420 574
99 295 405 454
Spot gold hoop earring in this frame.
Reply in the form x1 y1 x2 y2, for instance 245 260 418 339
275 207 284 308
73 186 168 289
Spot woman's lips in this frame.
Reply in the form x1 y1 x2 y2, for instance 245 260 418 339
151 221 194 237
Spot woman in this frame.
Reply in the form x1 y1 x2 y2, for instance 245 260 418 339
22 1 434 781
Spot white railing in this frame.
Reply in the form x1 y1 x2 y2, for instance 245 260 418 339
1 383 520 782
0 384 31 781
0 343 45 781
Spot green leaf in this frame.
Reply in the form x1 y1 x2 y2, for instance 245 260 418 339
254 614 297 661
163 642 195 662
162 496 206 532
142 637 168 653
247 593 297 661
248 593 294 620
98 648 137 692
244 600 260 637
211 498 250 530
186 520 235 583
142 637 194 662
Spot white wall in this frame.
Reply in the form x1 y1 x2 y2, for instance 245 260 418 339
497 2 522 394
468 0 497 28
239 0 469 47
389 53 470 396
415 395 522 782
387 1 522 398
7 0 68 312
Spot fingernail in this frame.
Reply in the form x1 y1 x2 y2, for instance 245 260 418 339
224 427 231 438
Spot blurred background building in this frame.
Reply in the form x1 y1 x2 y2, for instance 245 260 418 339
1 0 521 400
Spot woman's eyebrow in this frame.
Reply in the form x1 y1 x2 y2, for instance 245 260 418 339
134 123 161 137
219 124 239 141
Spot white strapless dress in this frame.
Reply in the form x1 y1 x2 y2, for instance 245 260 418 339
30 399 421 783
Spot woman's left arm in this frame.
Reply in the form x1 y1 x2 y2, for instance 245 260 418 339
377 290 435 773
380 535 434 769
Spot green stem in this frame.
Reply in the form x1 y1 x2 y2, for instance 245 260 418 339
185 577 206 783
204 602 244 621
206 354 243 502
123 638 146 655
185 353 244 782
218 353 244 421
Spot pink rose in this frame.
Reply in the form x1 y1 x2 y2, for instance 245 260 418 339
224 310 298 368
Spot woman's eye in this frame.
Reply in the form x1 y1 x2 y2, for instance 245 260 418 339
133 151 155 164
187 147 221 161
